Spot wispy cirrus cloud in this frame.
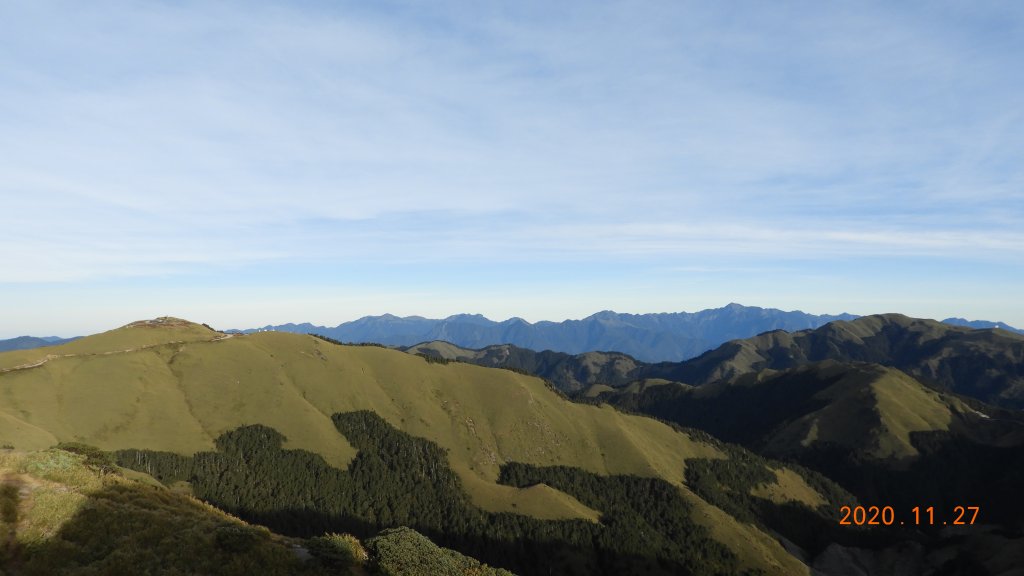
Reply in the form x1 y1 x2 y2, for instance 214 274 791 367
1 1 1022 332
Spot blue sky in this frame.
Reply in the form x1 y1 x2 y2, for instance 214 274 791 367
2 1 1023 337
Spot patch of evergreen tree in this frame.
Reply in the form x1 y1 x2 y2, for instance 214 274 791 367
116 411 747 576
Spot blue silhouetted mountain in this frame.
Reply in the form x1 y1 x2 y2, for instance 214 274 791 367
0 335 80 352
942 317 1024 334
230 303 858 362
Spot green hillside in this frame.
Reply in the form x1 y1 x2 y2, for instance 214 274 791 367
403 340 689 394
409 314 1024 411
0 319 824 575
664 314 1024 408
753 363 972 461
0 322 718 516
0 446 321 575
595 360 1024 533
0 445 513 576
596 360 1021 461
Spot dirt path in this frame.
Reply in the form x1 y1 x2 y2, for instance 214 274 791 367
0 334 237 375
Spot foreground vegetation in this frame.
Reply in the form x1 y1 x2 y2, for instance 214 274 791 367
0 320 819 574
0 447 319 575
0 447 513 576
117 411 767 576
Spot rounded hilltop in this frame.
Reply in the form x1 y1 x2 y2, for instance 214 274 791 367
122 316 209 329
0 318 225 372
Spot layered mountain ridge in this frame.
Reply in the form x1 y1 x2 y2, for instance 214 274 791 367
669 313 1024 409
230 304 860 361
3 314 1022 575
404 314 1024 573
0 335 80 352
410 313 1024 409
0 317 834 575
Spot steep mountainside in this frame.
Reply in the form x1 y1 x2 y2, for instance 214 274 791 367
593 361 1024 533
405 312 1024 405
234 304 857 361
403 341 677 393
0 318 837 576
595 361 1022 459
660 314 1024 409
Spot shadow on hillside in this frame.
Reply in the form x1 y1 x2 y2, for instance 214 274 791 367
0 480 693 576
796 432 1024 531
1 475 24 569
0 481 328 576
3 477 1014 576
232 506 691 576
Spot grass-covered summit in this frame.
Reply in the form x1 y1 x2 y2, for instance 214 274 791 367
0 317 831 575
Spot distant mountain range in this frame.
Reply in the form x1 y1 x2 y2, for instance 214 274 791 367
3 315 1024 574
409 314 1024 563
413 313 1024 409
941 317 1024 333
0 335 79 352
225 304 1022 362
7 306 1021 362
229 304 859 361
0 317 828 575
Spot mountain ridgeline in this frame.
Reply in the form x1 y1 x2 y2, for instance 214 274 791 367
406 314 1024 573
0 317 840 575
402 341 667 394
942 317 1024 333
591 361 1024 526
665 313 1024 409
2 314 1023 575
410 313 1024 409
231 304 859 361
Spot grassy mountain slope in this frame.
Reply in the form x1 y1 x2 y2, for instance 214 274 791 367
597 360 1024 532
404 340 698 396
421 314 1024 408
594 359 1024 573
0 447 322 575
0 319 820 575
404 341 664 394
598 361 1019 461
117 414 778 575
664 314 1024 408
0 446 513 576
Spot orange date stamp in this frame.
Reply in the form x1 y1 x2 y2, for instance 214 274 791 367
839 505 979 526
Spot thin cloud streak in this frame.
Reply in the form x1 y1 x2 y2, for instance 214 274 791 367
4 213 1021 284
0 1 1022 328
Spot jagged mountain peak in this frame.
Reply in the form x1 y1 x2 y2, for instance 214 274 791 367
225 304 860 362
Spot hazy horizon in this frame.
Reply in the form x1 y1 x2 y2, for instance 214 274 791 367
3 1 1022 338
3 302 1021 341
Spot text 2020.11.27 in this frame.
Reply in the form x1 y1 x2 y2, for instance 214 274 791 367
839 505 979 526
